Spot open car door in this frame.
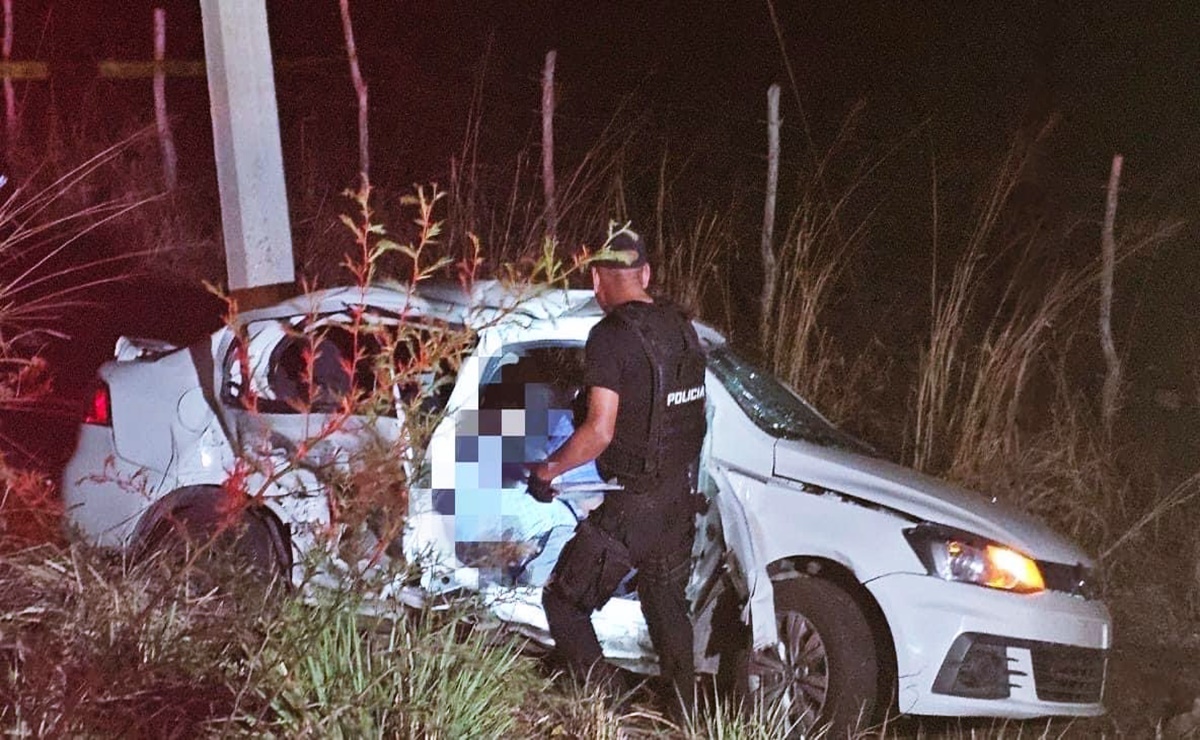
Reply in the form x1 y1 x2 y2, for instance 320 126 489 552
407 330 673 672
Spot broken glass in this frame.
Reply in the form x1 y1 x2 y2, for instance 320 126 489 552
707 346 874 455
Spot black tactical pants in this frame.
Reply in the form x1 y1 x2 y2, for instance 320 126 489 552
542 483 696 702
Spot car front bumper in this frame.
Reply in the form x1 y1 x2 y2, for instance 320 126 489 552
867 572 1111 718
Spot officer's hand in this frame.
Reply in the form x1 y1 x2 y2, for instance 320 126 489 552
527 471 557 503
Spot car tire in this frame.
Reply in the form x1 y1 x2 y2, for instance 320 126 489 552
134 491 292 588
734 575 880 736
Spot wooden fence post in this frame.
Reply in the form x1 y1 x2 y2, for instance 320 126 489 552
1100 153 1124 436
760 83 781 341
3 0 15 150
153 8 178 191
338 0 369 187
541 49 557 245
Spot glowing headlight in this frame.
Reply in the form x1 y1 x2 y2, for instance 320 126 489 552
904 525 1045 594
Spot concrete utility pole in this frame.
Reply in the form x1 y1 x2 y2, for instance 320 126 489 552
199 0 295 300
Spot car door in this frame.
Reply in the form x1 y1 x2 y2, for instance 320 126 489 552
107 331 232 482
410 325 703 671
218 310 458 559
405 331 589 589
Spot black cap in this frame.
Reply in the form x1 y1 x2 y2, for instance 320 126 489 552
589 225 647 269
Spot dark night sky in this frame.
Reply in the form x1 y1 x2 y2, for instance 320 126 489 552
4 1 1199 467
15 0 1199 196
7 2 1196 304
5 1 1193 333
1 2 1195 346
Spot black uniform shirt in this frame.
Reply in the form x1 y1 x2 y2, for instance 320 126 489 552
584 300 692 483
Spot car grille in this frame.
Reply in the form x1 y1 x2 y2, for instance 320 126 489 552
934 633 1107 704
1031 643 1106 703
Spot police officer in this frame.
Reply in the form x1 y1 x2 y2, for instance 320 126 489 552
528 225 708 709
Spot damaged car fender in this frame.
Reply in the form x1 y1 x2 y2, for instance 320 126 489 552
705 464 779 651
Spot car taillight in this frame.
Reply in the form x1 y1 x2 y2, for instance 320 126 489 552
84 383 111 426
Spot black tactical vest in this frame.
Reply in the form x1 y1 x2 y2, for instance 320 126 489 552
598 302 708 490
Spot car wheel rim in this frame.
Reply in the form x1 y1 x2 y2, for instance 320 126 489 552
747 609 829 730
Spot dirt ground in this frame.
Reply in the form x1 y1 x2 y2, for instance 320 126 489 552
1088 591 1200 738
1099 642 1200 737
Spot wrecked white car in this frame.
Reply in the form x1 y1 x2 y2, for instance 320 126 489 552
62 280 1111 728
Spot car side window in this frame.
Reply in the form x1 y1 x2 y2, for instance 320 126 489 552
262 325 370 413
471 344 590 486
223 316 470 416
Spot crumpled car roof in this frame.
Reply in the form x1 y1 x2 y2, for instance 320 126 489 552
236 279 602 329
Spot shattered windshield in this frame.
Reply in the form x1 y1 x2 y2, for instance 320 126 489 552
707 346 874 455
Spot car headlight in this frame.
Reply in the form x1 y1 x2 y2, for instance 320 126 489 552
904 524 1045 594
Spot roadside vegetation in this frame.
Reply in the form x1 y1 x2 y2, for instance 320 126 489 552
1 76 1198 737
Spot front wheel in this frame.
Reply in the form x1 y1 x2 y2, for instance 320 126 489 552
738 576 880 736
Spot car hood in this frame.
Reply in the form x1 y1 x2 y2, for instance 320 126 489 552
772 438 1093 566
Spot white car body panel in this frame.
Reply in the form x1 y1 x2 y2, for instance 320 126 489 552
773 439 1091 566
870 573 1110 718
62 424 156 546
61 280 1112 719
107 332 227 472
704 465 779 650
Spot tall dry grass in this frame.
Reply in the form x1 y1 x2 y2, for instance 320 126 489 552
750 107 901 427
231 593 540 738
2 538 826 738
442 85 647 274
0 134 162 351
0 130 197 725
0 131 167 547
0 544 264 736
669 112 1195 586
906 129 1182 557
646 147 740 325
759 184 872 425
0 542 534 737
